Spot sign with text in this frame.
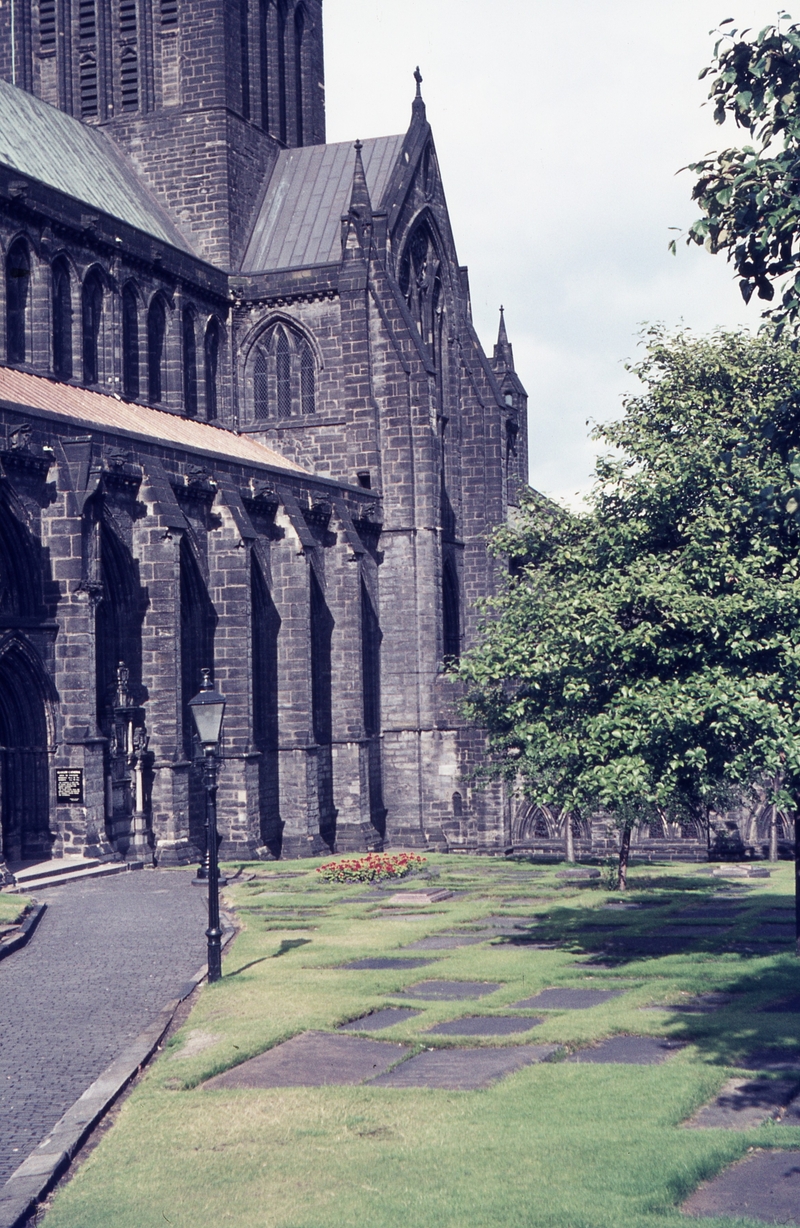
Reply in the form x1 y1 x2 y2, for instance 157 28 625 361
56 769 83 805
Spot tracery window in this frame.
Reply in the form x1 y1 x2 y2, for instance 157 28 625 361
147 295 166 403
398 219 443 358
122 282 139 398
52 257 73 379
6 239 30 365
252 324 315 421
82 268 103 385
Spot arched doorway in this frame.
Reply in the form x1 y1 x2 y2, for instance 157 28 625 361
0 637 51 863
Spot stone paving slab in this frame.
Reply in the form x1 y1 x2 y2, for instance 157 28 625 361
202 1032 410 1089
0 870 206 1186
566 1036 685 1064
370 1044 561 1089
398 980 503 1000
338 1009 422 1031
510 988 622 1010
426 1015 544 1036
685 1078 800 1129
340 957 433 971
682 1150 800 1223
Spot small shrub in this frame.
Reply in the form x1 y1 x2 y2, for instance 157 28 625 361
316 853 426 883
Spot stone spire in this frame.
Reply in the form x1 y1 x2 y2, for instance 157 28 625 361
340 140 373 272
347 139 373 227
412 65 426 121
493 305 515 372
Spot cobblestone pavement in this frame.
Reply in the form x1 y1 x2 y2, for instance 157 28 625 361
0 868 208 1185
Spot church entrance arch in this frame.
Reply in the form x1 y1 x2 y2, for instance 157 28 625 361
0 636 51 863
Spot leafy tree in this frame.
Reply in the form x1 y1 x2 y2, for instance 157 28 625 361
683 15 800 330
459 329 800 908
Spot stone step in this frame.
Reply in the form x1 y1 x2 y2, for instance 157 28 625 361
13 857 101 884
10 861 144 893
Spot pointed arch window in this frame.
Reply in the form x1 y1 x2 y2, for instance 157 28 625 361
147 295 166 403
82 269 103 385
6 240 30 366
442 556 460 662
122 282 139 398
52 257 73 379
120 46 138 111
398 219 443 359
299 338 315 416
204 318 221 421
183 307 198 417
276 0 288 143
249 323 316 422
293 5 305 145
275 326 291 418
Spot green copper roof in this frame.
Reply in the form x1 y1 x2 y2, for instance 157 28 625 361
0 78 191 251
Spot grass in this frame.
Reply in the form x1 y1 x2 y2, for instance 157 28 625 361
40 856 800 1228
0 890 31 925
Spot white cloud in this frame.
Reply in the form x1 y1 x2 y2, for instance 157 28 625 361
324 0 781 502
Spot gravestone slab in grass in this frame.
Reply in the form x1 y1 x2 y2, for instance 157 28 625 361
761 995 800 1013
685 1077 799 1129
556 869 601 880
202 1032 410 1089
566 1036 685 1064
404 935 489 950
739 1050 800 1072
681 1149 800 1224
643 992 736 1014
399 980 503 1000
426 1015 545 1036
340 957 434 970
369 1044 561 1089
510 988 622 1010
338 1008 422 1031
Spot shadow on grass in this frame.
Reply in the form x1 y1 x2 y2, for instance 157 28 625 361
272 938 313 958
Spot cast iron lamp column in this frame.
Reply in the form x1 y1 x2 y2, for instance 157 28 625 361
188 670 227 984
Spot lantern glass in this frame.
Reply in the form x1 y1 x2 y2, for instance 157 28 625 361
188 672 226 747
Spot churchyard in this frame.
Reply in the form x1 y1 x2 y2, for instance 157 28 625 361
30 854 800 1228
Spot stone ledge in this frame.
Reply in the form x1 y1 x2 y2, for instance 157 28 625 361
0 903 46 964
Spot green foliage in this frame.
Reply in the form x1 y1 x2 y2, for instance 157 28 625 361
459 328 800 825
685 14 800 328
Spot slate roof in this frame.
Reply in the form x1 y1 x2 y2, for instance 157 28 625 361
0 367 309 474
0 79 191 251
240 134 405 273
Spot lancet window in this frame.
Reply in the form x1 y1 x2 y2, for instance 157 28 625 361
204 318 220 420
82 268 103 385
147 295 167 403
52 257 72 379
6 239 30 366
122 282 139 398
252 324 315 421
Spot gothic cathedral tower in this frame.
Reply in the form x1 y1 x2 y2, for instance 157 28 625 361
0 0 324 267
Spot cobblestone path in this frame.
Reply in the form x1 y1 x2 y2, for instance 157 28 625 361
0 868 207 1184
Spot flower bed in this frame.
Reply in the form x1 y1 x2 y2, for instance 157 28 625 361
316 853 427 883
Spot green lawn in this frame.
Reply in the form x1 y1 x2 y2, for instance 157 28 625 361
41 857 800 1228
0 891 30 925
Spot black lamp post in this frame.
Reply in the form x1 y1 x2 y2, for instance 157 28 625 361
188 669 227 984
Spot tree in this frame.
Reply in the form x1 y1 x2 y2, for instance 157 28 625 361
459 328 800 914
683 16 800 331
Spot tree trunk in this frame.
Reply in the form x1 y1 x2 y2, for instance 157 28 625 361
795 814 800 959
618 825 632 891
769 803 779 862
565 812 575 863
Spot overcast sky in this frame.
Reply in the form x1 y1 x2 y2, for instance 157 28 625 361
324 0 786 506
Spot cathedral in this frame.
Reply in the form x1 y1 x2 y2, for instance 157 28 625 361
0 0 528 879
